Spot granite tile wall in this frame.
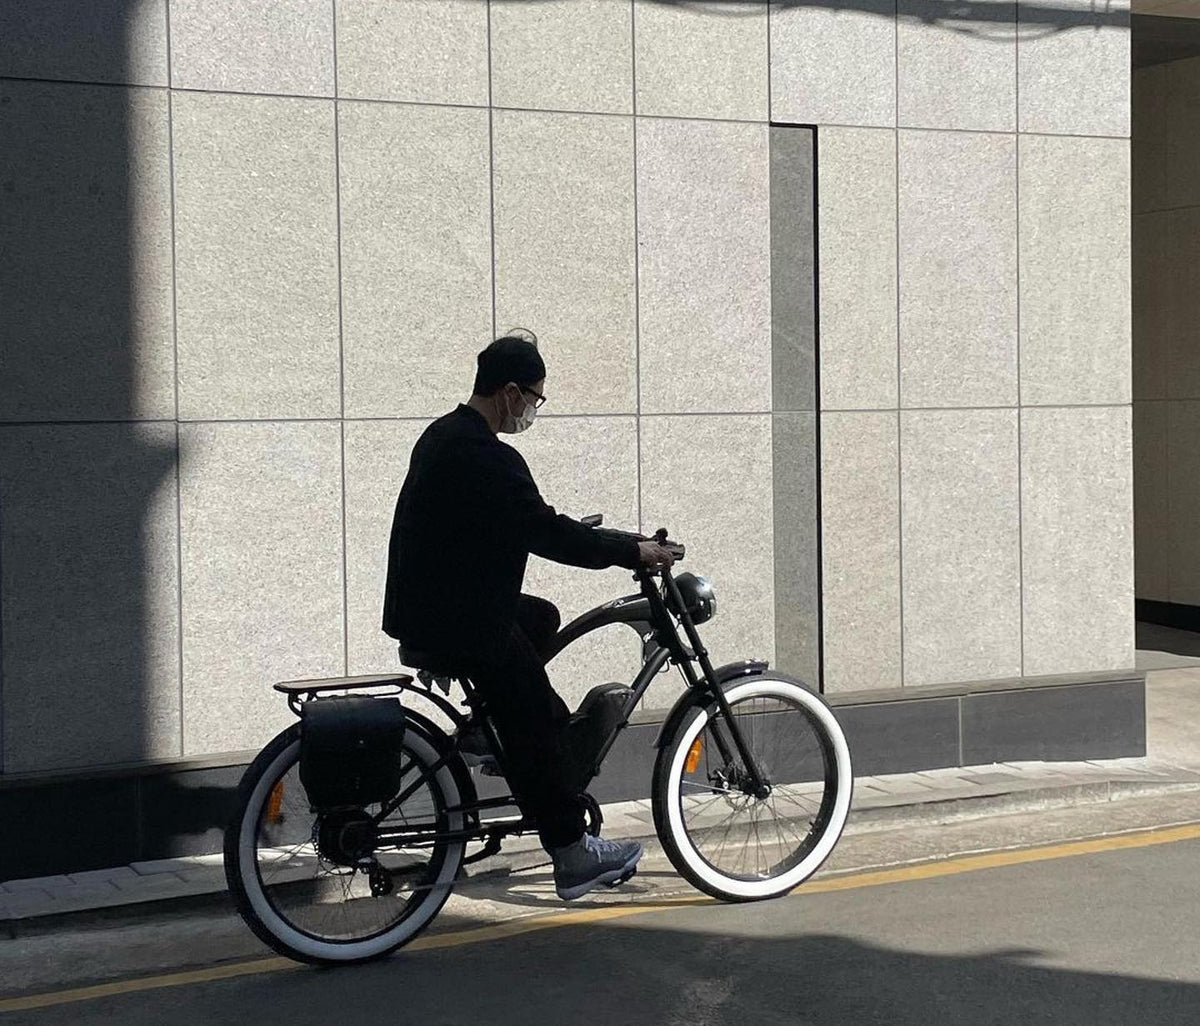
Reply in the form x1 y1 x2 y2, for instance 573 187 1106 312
816 1 1133 690
0 0 1133 773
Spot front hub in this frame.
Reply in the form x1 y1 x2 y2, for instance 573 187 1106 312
721 763 773 802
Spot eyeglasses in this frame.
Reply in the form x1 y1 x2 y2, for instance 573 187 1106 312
520 386 548 409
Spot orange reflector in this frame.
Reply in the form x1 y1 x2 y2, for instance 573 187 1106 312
684 738 703 774
266 781 285 824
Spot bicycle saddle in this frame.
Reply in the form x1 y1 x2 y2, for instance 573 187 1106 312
398 646 469 679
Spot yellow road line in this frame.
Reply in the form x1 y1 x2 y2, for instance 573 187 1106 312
0 958 301 1015
798 821 1200 895
4 821 1199 1015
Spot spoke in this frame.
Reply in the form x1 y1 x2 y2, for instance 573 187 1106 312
768 797 811 847
677 689 833 882
774 782 825 802
252 747 445 942
769 795 818 823
261 839 311 865
750 802 764 876
724 806 744 878
770 798 789 863
770 791 822 825
681 791 727 816
706 804 744 871
681 779 738 796
259 841 316 885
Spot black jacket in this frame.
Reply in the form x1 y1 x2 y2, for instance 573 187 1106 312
382 405 641 662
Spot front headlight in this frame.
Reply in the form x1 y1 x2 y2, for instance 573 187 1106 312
675 572 717 625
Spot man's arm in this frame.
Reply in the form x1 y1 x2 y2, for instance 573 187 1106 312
488 445 641 570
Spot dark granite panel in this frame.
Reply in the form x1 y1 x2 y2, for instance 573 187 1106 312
836 697 962 776
773 412 820 690
961 680 1145 764
769 125 816 412
586 722 658 805
768 121 821 696
0 777 138 880
1132 14 1200 69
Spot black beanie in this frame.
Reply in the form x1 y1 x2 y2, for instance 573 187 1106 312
473 332 546 396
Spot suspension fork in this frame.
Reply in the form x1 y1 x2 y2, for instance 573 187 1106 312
639 569 770 797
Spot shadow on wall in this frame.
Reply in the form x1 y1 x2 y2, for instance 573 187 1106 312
503 0 1128 39
0 1 177 781
0 0 1124 783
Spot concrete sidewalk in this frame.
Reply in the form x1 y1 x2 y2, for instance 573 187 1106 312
4 668 1199 926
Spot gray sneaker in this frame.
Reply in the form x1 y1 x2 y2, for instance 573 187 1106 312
552 834 643 901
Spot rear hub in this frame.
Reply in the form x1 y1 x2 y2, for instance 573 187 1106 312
315 809 378 866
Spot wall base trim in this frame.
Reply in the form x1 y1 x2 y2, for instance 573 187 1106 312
0 673 1145 881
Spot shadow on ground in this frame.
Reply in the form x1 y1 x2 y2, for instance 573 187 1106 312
13 918 1198 1026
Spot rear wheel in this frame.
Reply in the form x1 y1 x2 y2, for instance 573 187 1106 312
224 720 465 965
652 674 852 901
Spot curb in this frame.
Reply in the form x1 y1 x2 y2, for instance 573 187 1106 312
5 774 1200 936
843 777 1200 834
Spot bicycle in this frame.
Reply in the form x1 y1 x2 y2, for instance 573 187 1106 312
223 519 854 965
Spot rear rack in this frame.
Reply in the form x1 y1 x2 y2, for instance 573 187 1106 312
273 674 414 713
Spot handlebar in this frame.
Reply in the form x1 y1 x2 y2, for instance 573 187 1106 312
582 515 686 566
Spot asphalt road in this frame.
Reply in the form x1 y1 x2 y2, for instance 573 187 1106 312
3 804 1199 1025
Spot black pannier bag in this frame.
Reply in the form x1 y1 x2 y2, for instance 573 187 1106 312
298 695 407 811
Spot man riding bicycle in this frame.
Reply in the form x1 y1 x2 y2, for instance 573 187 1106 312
382 331 676 900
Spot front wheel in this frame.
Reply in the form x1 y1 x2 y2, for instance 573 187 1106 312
652 674 852 901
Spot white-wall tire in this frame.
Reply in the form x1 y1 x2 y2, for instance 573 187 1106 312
224 723 465 964
652 675 852 901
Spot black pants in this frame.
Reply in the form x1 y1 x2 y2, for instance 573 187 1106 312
467 595 585 852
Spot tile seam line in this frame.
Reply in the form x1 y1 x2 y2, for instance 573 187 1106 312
632 0 642 534
165 0 185 760
487 0 497 341
766 0 772 123
895 2 904 689
332 0 350 678
1016 117 1025 678
812 124 826 693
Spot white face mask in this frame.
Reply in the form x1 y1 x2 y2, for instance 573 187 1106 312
501 391 537 434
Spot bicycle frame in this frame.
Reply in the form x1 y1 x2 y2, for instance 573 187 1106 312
547 564 770 782
365 556 774 854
